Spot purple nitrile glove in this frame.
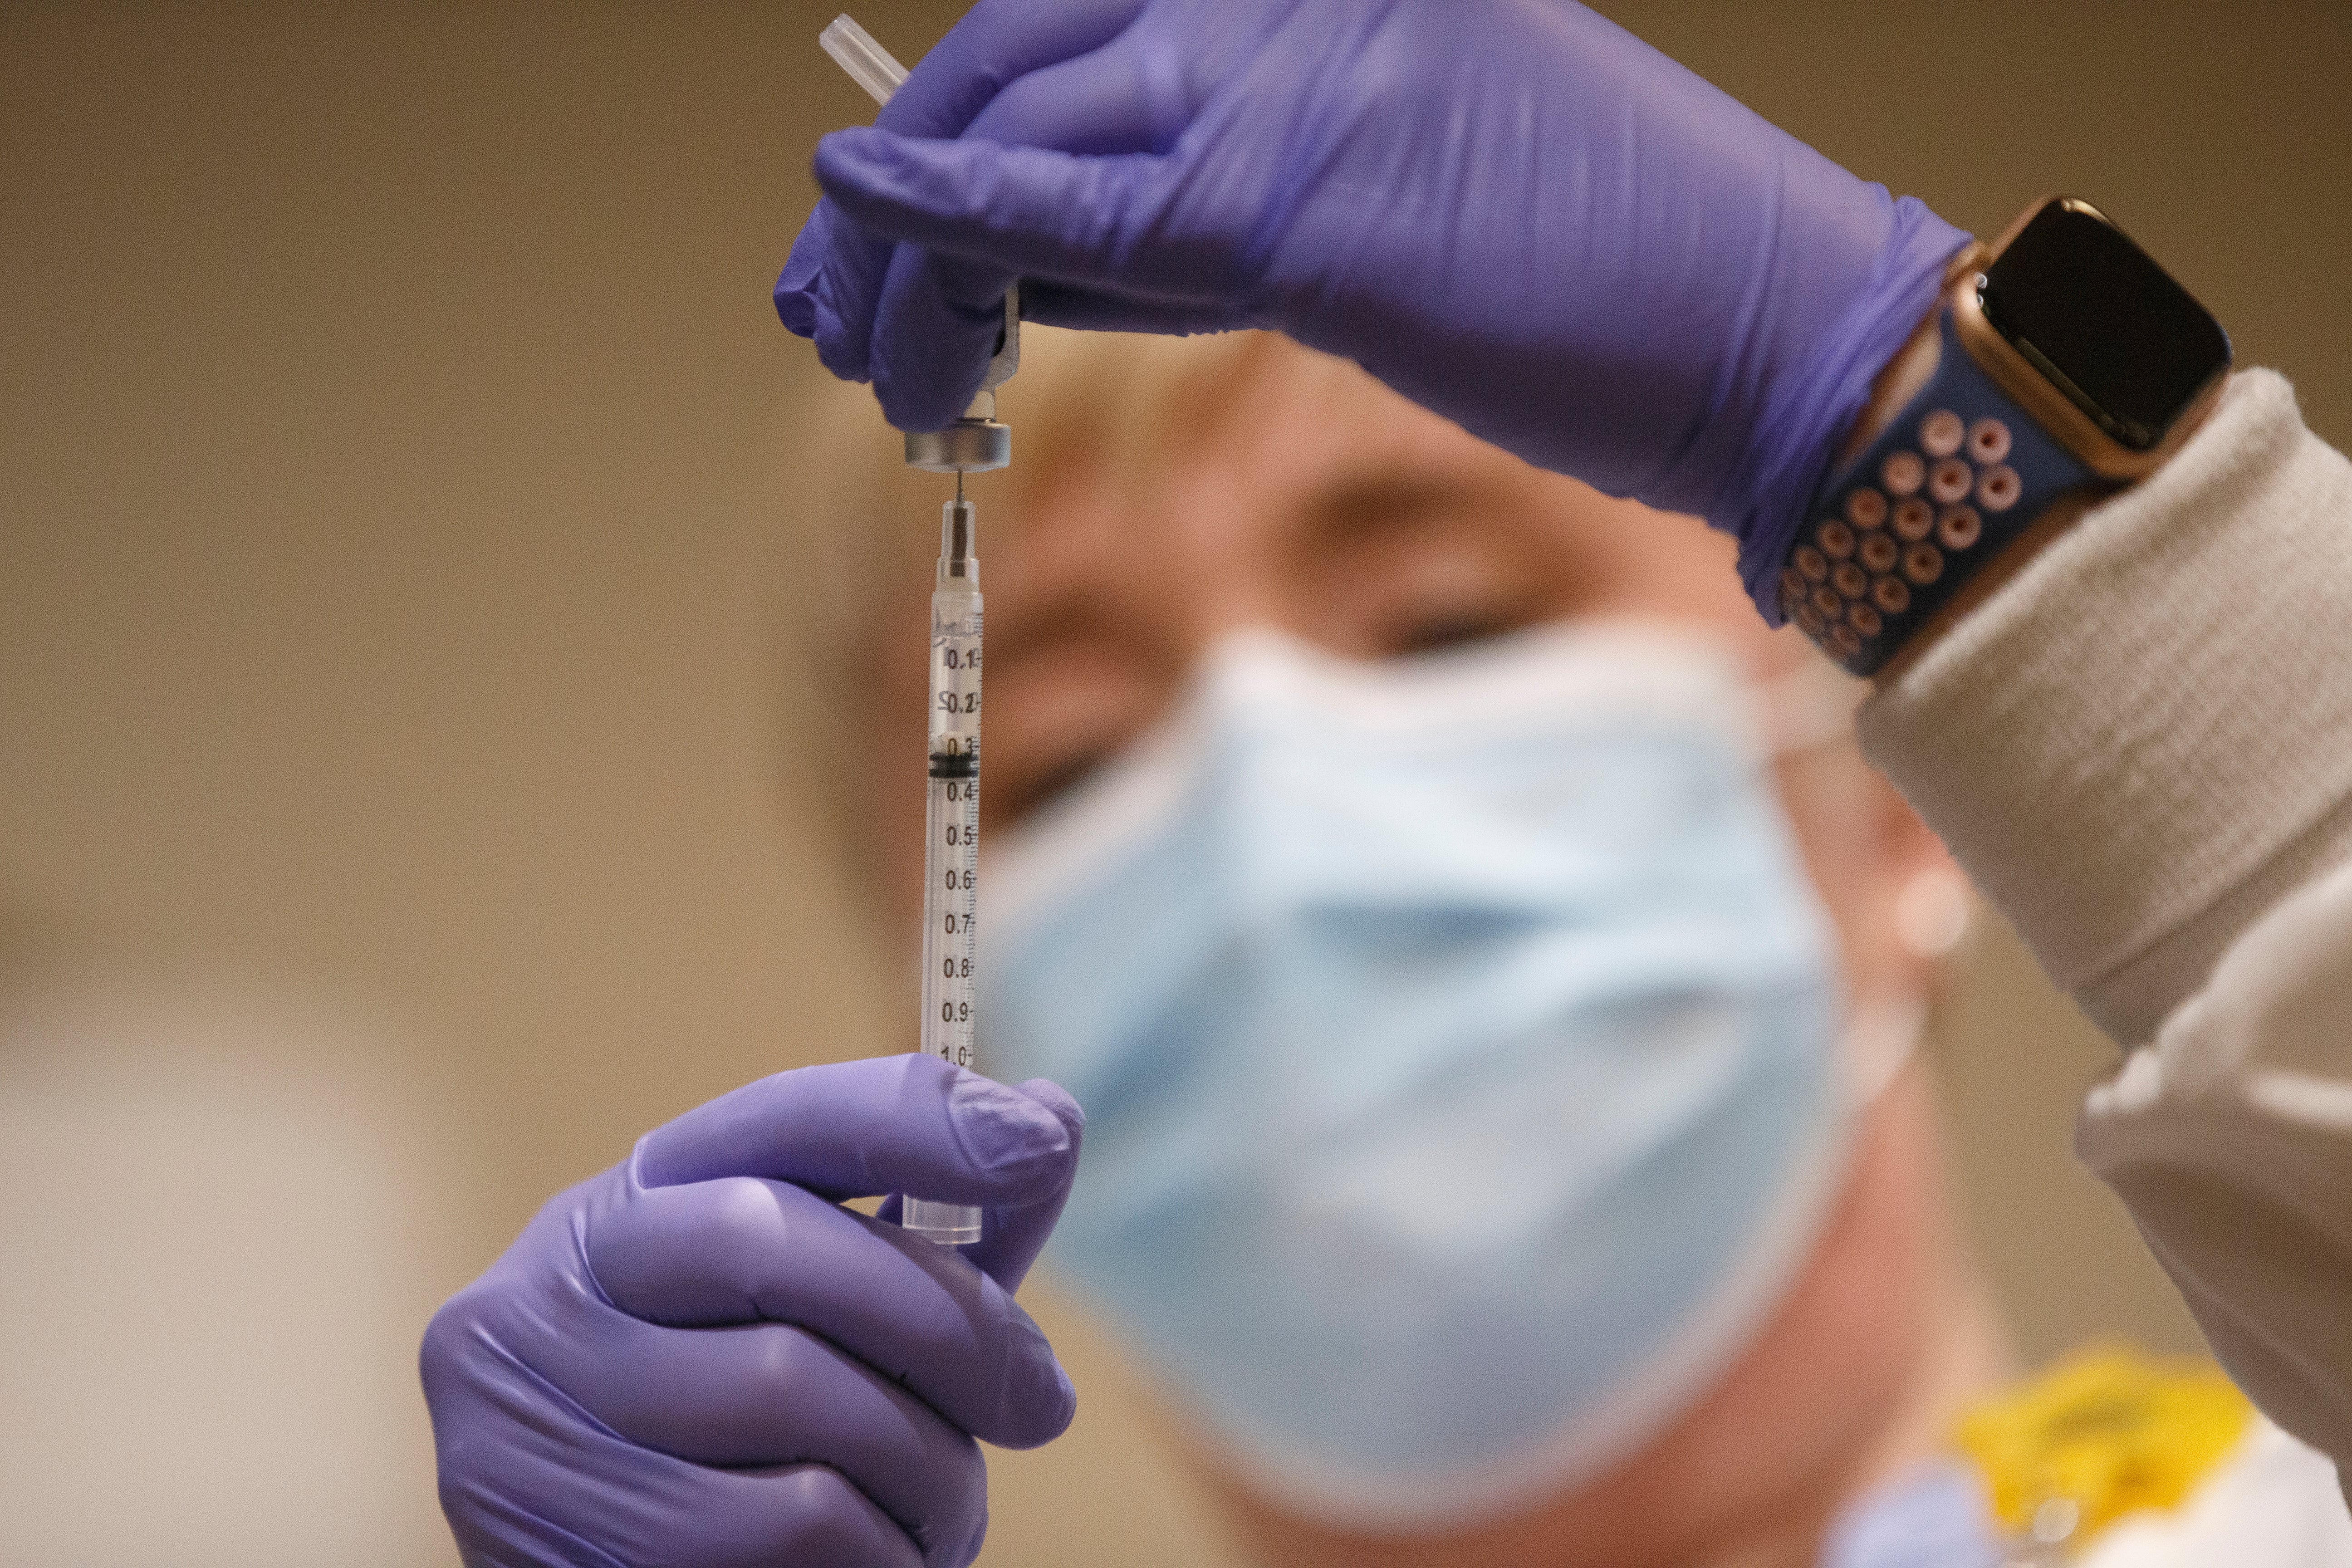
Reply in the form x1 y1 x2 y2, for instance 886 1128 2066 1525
776 0 1970 617
420 1054 1083 1568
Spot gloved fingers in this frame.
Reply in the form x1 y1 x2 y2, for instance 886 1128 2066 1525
434 1367 931 1568
589 1173 1075 1447
636 1054 1076 1210
817 131 1232 307
961 42 1184 156
877 0 1147 142
715 1466 935 1568
776 198 894 384
960 1077 1085 1298
552 1313 987 1561
854 23 1230 430
1018 278 1253 337
856 16 1215 430
778 0 1147 377
870 244 1021 431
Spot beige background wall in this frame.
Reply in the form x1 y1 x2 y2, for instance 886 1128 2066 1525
2 4 2345 1564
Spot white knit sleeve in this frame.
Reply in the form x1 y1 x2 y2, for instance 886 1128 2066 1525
1859 369 2352 1485
1860 370 2352 1046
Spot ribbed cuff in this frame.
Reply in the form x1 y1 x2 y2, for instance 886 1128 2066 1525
1859 371 2352 1044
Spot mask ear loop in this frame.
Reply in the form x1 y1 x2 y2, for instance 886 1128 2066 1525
1840 994 1929 1109
1844 860 1975 1105
1757 655 1869 760
1825 860 1975 1114
1835 864 1977 1112
1759 657 1978 1107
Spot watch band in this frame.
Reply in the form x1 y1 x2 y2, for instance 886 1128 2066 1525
1778 307 2107 676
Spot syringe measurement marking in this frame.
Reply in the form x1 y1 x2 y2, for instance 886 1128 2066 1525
921 608 981 1071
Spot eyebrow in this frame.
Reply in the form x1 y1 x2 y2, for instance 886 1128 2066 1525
982 579 1111 671
1291 466 1524 555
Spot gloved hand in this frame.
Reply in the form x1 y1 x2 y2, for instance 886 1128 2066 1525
776 0 1970 614
420 1054 1083 1568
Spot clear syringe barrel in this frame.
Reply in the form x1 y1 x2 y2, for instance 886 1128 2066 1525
904 495 985 1246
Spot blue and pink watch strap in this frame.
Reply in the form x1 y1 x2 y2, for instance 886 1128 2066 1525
1778 309 2103 676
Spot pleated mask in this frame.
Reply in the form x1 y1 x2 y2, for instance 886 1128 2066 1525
981 623 1880 1529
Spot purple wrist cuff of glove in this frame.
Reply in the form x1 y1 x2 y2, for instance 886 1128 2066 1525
1733 199 1972 623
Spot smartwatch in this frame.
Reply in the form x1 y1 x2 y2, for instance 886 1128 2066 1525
1779 196 2232 676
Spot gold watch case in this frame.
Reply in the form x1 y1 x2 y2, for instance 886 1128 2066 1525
1947 197 2230 484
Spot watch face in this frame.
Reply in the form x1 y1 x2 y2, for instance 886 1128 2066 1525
1979 199 2231 451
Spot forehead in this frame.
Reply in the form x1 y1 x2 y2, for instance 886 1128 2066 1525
1213 343 1496 487
992 333 1758 638
1019 340 1523 523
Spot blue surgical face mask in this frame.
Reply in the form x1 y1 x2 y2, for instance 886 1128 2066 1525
981 625 1880 1530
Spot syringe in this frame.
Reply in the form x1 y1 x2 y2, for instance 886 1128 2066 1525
906 478 985 1245
821 14 1018 1247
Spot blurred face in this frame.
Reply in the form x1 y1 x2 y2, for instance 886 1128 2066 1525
864 339 1940 1023
982 345 1765 831
853 337 1973 1568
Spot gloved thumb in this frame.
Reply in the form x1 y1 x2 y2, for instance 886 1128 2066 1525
639 1054 1073 1210
642 1056 1083 1295
774 197 892 385
814 127 1216 307
960 1077 1083 1293
879 1075 1080 1293
869 242 1021 432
